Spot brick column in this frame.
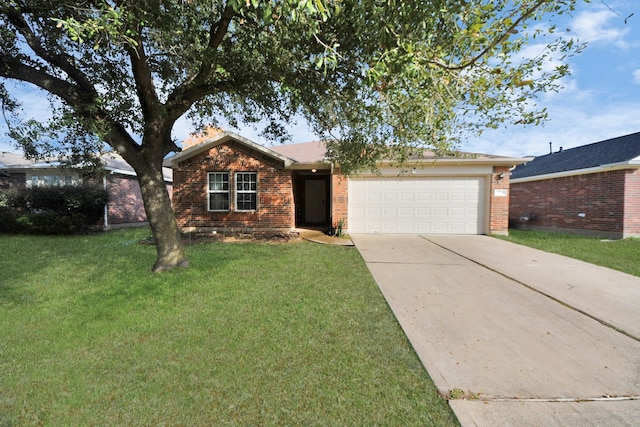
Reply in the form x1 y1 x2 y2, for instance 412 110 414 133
489 166 510 235
331 171 348 232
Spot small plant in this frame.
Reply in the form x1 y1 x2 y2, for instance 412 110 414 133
333 218 345 237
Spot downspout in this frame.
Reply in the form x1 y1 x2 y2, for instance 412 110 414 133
103 175 109 230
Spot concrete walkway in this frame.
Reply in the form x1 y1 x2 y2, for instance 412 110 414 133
351 234 640 426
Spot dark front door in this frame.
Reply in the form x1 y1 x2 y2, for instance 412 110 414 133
304 178 328 224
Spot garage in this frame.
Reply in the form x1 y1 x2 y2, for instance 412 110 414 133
348 176 486 234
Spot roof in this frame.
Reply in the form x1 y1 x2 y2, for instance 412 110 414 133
269 140 327 163
0 151 173 182
511 131 640 181
269 140 523 165
163 131 530 169
0 151 30 168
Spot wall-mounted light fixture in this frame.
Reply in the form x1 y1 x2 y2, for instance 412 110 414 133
496 172 505 181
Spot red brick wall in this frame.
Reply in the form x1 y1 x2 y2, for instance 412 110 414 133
331 171 348 231
490 166 510 235
509 170 629 237
172 141 294 231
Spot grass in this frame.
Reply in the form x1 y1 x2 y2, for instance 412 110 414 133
0 228 458 426
498 229 640 277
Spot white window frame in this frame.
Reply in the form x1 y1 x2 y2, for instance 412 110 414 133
26 172 80 187
207 172 230 211
235 172 257 211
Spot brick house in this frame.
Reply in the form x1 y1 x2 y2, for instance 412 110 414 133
0 151 173 229
164 131 528 235
509 131 640 238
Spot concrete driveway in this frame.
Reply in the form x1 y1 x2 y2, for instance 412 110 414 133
351 234 640 426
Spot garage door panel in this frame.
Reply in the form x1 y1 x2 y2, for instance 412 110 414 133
400 192 416 201
348 176 485 234
383 207 397 216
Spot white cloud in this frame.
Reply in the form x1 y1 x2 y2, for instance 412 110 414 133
633 69 640 84
570 9 630 48
464 100 640 157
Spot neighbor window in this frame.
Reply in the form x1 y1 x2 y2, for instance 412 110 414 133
208 172 229 211
235 172 257 211
27 174 78 187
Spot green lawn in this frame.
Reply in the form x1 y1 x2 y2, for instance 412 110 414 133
0 229 458 426
498 229 640 277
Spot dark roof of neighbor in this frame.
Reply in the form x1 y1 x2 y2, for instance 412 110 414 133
511 131 640 179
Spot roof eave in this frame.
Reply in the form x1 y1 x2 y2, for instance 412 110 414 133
377 157 533 167
287 161 331 170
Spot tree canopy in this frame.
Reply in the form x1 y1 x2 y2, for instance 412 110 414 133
0 0 583 271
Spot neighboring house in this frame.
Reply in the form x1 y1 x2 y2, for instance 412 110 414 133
0 151 173 229
509 131 640 238
163 131 529 235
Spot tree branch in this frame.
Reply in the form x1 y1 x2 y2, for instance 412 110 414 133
126 30 162 125
4 6 96 93
0 54 141 159
428 0 548 71
165 4 237 120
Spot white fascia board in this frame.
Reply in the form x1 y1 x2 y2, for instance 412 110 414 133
354 165 494 177
511 161 640 184
376 157 532 168
287 161 331 171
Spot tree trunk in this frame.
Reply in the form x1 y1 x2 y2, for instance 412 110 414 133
136 163 189 272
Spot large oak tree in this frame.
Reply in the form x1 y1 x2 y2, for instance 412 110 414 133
0 0 582 271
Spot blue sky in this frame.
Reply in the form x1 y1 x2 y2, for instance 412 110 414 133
1 0 638 158
465 0 640 157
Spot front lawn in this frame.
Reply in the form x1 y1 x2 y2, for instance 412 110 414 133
0 229 458 426
499 229 640 277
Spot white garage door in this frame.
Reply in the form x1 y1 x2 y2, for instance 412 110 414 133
348 176 485 234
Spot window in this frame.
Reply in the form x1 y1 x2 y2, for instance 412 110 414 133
27 173 79 187
236 172 257 211
208 172 229 211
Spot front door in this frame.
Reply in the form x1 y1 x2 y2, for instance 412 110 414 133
305 179 327 224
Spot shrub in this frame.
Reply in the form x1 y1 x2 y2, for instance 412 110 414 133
0 185 108 234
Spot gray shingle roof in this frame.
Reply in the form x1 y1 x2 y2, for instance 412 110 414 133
511 131 640 179
0 151 172 182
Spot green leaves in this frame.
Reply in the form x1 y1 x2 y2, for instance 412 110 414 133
1 0 584 176
51 2 139 49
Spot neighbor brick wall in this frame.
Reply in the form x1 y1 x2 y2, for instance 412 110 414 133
331 171 348 232
489 166 510 235
106 174 148 224
172 140 294 231
509 170 629 237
